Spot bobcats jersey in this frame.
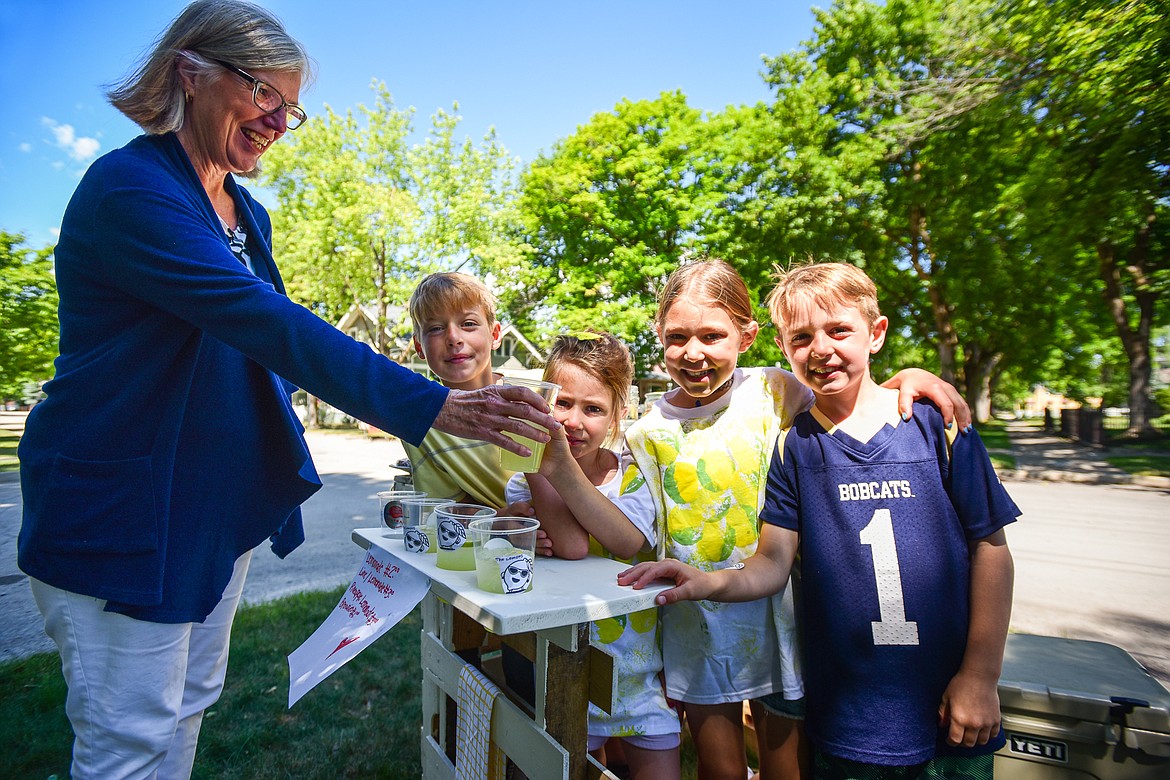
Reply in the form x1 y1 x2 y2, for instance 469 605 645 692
761 401 1019 765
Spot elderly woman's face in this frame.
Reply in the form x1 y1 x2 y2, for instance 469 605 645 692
185 65 301 178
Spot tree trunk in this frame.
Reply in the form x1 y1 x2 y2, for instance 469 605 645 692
306 395 321 430
1097 238 1157 438
375 240 389 356
962 347 1001 424
904 160 959 387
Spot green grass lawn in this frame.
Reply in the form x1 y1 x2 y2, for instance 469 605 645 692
1 586 706 778
975 418 1016 471
1 586 426 779
1103 436 1170 478
0 428 19 472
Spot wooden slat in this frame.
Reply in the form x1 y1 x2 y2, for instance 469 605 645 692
501 631 537 662
587 645 616 716
544 624 592 780
421 632 569 779
451 609 487 652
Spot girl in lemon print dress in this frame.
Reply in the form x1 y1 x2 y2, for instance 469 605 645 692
540 260 970 780
506 332 680 780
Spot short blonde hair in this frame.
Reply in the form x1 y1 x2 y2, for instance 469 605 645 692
409 272 497 334
655 258 755 332
544 332 633 443
766 261 882 333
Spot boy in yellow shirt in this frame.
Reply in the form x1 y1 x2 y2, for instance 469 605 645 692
403 272 513 507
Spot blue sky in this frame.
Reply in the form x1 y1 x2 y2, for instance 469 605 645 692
1 1 818 247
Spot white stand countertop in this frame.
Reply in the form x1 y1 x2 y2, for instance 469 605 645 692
352 527 669 637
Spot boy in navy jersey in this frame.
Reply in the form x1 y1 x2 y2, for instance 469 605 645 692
620 262 1019 779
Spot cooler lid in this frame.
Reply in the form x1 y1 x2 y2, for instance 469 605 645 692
999 634 1170 737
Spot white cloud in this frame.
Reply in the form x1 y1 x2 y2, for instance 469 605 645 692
41 117 101 162
19 142 31 153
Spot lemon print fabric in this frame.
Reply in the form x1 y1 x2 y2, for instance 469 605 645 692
624 366 812 703
653 409 765 567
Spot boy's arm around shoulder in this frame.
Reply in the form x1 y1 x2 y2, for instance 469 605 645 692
618 523 798 605
882 367 972 431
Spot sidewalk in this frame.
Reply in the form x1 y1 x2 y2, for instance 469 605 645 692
997 419 1170 489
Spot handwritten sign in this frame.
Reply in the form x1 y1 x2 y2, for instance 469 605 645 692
288 546 429 707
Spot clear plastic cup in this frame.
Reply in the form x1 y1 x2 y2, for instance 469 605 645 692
498 376 560 472
434 503 496 570
375 489 425 529
468 517 541 594
401 497 452 554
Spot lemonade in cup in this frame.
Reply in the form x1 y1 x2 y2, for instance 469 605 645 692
468 517 541 594
498 376 560 472
401 497 451 554
435 503 496 570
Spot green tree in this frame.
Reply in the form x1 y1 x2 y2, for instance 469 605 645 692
983 0 1169 436
503 92 723 371
261 83 520 356
0 231 58 399
740 0 1087 420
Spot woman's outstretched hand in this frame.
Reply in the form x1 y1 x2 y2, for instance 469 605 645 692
431 385 561 456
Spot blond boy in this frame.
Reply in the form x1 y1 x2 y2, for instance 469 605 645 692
404 272 512 506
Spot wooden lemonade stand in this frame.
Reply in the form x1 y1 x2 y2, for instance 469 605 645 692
353 527 669 779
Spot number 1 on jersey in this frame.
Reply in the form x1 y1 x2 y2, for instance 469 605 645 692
859 509 919 646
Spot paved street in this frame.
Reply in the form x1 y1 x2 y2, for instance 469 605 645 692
3 425 1169 688
999 480 1170 682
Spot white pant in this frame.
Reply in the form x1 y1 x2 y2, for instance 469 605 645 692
31 550 253 780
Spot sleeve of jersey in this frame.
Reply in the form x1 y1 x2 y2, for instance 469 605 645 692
504 472 531 505
948 427 1023 540
759 429 801 531
610 456 658 549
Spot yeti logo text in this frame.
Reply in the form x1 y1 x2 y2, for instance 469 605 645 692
838 480 914 502
1008 734 1067 763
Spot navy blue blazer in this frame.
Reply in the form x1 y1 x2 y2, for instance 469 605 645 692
18 133 448 622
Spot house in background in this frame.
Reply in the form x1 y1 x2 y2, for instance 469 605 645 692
335 303 546 377
307 304 548 432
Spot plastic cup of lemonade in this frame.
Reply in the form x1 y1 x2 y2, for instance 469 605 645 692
375 489 424 529
401 497 451 554
468 517 541 594
434 503 496 570
498 376 561 473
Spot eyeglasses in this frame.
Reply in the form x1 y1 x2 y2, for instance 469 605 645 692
214 59 307 130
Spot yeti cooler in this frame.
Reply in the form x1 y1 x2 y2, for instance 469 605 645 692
995 634 1170 778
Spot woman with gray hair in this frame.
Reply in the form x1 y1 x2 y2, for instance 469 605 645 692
16 2 555 777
